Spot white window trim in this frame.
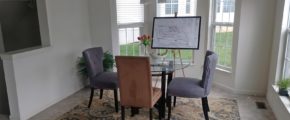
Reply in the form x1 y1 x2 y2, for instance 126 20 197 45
280 0 290 80
115 0 145 56
209 0 235 71
117 22 144 29
281 27 290 79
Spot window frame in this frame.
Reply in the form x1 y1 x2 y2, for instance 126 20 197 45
209 0 235 71
165 0 179 15
278 0 290 96
281 27 290 79
223 0 235 13
116 0 145 56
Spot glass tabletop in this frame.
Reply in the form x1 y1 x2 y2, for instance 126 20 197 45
150 60 191 74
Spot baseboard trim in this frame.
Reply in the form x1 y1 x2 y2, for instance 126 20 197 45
213 81 265 96
234 89 265 96
24 86 86 120
212 81 235 92
9 115 19 120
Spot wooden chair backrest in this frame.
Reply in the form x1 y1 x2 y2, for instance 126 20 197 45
115 56 153 108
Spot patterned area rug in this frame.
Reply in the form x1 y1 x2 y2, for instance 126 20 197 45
57 91 240 120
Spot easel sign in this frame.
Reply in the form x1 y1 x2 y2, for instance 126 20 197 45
151 16 201 49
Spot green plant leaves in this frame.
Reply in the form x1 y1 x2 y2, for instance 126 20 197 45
103 51 114 72
277 78 290 90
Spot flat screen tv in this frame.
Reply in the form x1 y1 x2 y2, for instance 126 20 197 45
151 16 201 49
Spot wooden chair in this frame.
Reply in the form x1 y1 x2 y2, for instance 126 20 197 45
115 56 162 120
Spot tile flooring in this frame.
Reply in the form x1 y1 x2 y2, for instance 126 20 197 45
1 85 277 120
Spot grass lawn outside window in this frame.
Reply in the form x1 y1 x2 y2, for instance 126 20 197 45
120 32 232 66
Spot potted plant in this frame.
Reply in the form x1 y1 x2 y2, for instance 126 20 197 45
103 51 114 72
137 34 151 55
77 56 88 78
277 78 290 96
77 51 114 78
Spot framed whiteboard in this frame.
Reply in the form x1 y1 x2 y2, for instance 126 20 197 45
151 16 201 49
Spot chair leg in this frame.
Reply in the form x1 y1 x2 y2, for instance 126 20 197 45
158 106 162 120
167 96 172 120
121 106 125 120
202 97 209 120
114 89 119 113
88 88 94 108
203 97 210 112
149 108 153 120
99 89 103 99
173 96 176 107
131 107 140 116
207 101 210 112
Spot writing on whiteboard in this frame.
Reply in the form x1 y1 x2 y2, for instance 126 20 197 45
152 17 201 49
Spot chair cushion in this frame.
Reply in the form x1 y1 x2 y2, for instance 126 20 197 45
168 77 205 98
91 72 118 89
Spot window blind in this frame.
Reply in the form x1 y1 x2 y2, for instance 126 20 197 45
116 0 144 25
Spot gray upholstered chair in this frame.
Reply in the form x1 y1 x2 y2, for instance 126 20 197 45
167 51 218 120
82 47 119 112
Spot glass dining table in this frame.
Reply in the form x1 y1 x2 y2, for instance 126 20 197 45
151 62 174 119
130 60 191 119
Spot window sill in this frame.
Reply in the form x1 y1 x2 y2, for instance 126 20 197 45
272 85 290 114
216 67 232 74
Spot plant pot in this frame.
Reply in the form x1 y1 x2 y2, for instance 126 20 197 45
279 88 289 96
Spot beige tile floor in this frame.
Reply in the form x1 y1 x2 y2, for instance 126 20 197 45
209 86 276 120
26 85 276 120
1 85 276 120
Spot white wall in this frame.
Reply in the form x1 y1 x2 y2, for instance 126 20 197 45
1 0 92 119
88 0 117 53
144 0 156 35
233 0 275 95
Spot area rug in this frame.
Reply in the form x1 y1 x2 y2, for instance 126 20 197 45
56 91 240 120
